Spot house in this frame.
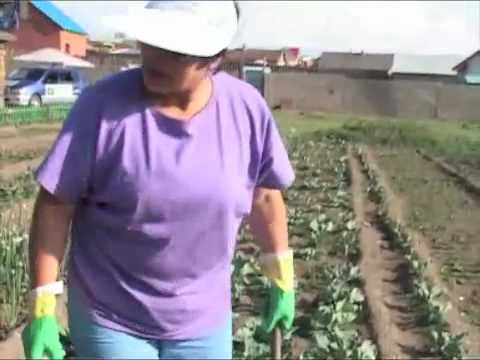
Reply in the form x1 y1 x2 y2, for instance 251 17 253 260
317 51 394 78
0 31 16 105
452 50 480 85
87 40 116 54
299 56 315 69
9 0 87 57
224 47 300 67
389 54 464 83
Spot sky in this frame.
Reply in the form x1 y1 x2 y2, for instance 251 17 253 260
52 1 480 57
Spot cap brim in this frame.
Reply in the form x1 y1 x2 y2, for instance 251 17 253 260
102 10 237 57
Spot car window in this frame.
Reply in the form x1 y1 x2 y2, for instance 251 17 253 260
44 72 59 84
71 70 81 82
9 68 46 82
59 71 74 83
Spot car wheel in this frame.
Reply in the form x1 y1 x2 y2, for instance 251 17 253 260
29 94 42 107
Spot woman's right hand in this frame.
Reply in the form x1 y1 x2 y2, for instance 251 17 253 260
21 293 65 359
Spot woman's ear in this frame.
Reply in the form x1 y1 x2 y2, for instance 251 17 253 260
209 57 223 72
207 50 227 73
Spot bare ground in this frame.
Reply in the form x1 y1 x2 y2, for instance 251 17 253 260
0 133 56 155
365 147 480 357
0 158 42 182
349 147 429 359
0 124 61 140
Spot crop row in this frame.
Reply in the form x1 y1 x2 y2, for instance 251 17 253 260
356 147 465 360
232 138 377 359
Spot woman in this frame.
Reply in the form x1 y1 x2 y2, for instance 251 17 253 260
21 1 296 359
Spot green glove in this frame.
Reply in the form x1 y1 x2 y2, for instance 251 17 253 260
22 293 65 360
262 284 295 333
259 249 295 333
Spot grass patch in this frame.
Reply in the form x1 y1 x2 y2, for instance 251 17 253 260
0 204 30 340
275 111 480 164
0 171 38 210
0 104 71 126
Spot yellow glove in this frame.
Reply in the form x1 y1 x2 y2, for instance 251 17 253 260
259 249 295 333
22 282 65 359
259 249 294 291
30 293 57 319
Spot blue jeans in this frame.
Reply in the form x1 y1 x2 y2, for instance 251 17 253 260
67 288 232 359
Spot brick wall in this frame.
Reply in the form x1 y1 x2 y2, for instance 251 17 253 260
59 31 87 58
9 5 60 54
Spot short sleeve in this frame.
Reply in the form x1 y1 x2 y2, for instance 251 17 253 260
35 86 101 204
255 109 295 190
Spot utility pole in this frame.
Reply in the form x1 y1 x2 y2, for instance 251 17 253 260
19 0 29 20
240 42 246 80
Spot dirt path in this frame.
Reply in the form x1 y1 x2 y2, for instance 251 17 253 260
349 147 429 359
0 158 42 182
0 133 56 155
0 124 61 139
364 147 480 357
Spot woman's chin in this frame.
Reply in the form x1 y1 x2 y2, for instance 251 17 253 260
144 82 173 96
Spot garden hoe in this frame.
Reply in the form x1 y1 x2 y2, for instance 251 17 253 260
271 327 282 360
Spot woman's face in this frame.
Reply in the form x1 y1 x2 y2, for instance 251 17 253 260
140 42 215 96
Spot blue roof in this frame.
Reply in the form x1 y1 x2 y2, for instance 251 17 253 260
31 0 86 35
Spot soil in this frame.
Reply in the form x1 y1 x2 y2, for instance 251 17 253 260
349 147 429 359
418 151 480 198
0 133 56 155
0 158 42 182
0 124 61 140
365 147 480 356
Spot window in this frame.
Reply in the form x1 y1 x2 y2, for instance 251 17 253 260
44 72 59 84
65 43 71 54
8 68 45 81
59 71 74 83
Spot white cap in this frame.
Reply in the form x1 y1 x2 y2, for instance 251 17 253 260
102 1 238 57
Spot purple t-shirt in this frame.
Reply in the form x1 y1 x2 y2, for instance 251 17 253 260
35 69 295 340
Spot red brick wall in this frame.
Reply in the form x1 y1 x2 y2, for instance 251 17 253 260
9 5 60 54
9 4 87 57
59 31 87 58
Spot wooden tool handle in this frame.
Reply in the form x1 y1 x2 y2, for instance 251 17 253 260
271 327 282 360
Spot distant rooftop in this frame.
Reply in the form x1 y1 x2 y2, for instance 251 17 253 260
390 54 464 76
318 52 394 72
31 0 86 35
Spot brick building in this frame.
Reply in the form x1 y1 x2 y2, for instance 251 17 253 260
9 0 87 57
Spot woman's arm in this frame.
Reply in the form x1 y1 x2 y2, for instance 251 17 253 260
247 187 289 254
246 187 295 333
29 187 75 289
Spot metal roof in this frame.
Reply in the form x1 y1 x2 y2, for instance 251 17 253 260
14 47 95 68
452 50 480 72
317 52 394 72
389 54 464 76
225 48 283 64
31 0 86 35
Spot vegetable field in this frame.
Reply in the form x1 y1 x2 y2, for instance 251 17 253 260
1 112 480 359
